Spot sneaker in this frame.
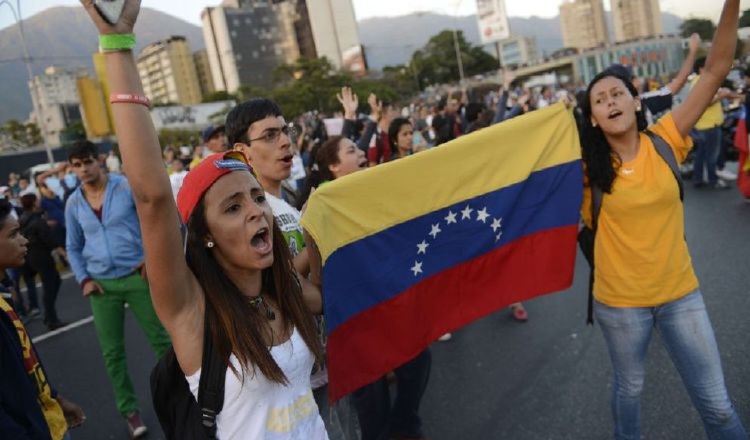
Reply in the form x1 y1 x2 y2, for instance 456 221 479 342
710 180 731 190
28 308 41 319
126 412 148 438
437 333 452 342
716 169 738 181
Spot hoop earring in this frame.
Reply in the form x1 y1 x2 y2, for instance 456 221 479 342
207 241 215 248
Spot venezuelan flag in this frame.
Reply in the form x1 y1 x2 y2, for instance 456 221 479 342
302 103 583 401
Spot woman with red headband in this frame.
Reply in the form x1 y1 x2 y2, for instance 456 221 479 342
79 1 327 438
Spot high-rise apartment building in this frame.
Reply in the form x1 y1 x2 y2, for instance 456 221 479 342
194 49 217 98
611 0 663 43
136 36 202 105
559 0 608 50
28 66 85 146
202 0 363 92
498 35 539 67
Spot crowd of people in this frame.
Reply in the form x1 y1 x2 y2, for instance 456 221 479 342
0 0 748 439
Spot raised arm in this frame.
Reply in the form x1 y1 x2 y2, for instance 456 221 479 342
666 33 701 96
79 1 202 329
672 0 739 137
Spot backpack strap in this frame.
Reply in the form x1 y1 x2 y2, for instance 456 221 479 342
197 314 226 439
586 185 603 325
644 130 684 202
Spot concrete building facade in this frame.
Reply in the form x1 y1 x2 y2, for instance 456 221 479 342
612 0 663 43
559 0 608 50
28 66 85 146
499 35 539 67
136 36 203 105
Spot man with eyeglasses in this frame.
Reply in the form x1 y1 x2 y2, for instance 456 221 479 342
64 140 170 438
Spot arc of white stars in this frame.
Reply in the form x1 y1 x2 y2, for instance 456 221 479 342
461 205 473 220
490 217 503 233
417 240 429 255
429 223 442 239
411 261 423 276
476 207 490 223
444 211 457 225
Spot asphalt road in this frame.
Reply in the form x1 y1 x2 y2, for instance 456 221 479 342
28 181 750 440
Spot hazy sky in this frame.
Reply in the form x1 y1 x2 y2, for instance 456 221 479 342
1 0 748 31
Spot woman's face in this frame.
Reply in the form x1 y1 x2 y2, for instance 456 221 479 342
588 76 640 136
202 171 275 272
330 138 366 179
396 123 414 151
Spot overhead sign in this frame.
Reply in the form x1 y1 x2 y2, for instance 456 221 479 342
476 0 510 44
150 101 235 131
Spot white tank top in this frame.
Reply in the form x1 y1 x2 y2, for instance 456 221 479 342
186 327 328 440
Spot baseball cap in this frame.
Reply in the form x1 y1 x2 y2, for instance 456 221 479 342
201 124 225 143
176 152 252 224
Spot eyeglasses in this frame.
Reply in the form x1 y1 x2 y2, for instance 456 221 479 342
246 125 298 145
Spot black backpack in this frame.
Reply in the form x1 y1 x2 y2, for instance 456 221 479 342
151 315 227 440
578 130 684 324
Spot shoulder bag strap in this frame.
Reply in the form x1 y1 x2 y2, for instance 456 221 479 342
586 184 603 325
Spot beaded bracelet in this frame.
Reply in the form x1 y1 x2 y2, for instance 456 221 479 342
110 93 151 108
99 33 136 53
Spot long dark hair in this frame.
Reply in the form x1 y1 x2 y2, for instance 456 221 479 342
186 194 322 384
388 118 411 151
297 136 344 210
580 69 648 193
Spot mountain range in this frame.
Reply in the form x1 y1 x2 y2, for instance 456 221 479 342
0 6 682 124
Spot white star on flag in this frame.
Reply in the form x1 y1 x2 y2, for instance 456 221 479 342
491 217 503 232
429 223 442 239
444 211 457 224
417 240 429 254
476 207 490 223
411 261 423 276
461 205 473 220
495 231 503 242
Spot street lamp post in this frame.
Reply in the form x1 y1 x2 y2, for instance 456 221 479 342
0 0 55 164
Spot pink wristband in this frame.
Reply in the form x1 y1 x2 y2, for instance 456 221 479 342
110 93 151 108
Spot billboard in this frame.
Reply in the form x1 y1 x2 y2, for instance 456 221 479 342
476 0 510 44
150 101 235 131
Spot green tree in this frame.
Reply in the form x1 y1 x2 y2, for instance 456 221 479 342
25 122 42 146
408 30 498 86
679 18 716 40
202 90 236 103
3 120 27 144
740 9 750 28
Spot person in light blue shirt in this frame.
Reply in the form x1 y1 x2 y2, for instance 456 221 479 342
65 140 170 438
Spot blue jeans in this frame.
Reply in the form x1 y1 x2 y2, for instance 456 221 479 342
595 290 747 440
352 348 432 440
693 126 722 185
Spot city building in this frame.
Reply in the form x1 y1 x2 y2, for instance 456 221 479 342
28 66 86 146
92 53 115 136
136 36 203 105
498 35 539 67
193 49 216 98
611 0 663 43
201 0 364 92
559 0 608 50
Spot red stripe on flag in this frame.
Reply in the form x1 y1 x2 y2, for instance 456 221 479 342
327 224 578 401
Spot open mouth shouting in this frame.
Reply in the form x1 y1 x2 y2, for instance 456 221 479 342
608 110 623 120
279 154 293 167
250 226 272 256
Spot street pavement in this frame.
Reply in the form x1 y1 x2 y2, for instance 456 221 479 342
28 182 750 440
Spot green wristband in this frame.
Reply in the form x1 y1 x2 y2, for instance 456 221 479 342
99 33 136 52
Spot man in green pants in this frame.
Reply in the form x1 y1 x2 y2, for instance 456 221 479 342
65 141 170 439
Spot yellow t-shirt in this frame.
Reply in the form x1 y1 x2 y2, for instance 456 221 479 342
581 114 699 307
0 298 68 439
692 76 724 130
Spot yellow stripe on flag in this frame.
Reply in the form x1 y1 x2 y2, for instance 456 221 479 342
302 103 581 263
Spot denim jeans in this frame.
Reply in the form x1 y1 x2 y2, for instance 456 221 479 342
595 290 747 440
693 126 722 185
352 348 432 440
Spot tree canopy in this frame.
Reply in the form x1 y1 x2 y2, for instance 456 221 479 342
679 18 716 40
409 30 498 87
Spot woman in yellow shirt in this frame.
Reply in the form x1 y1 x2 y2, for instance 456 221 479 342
579 1 747 439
